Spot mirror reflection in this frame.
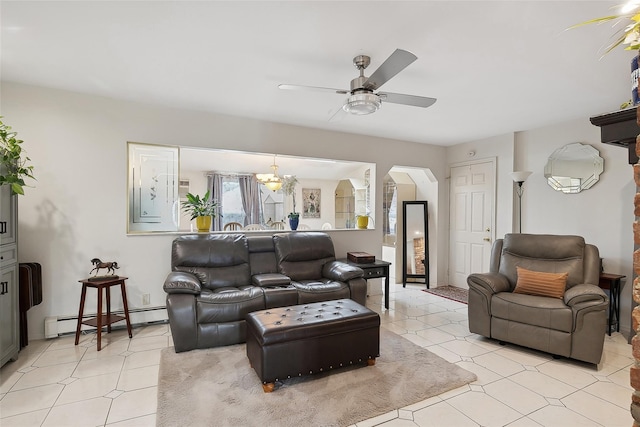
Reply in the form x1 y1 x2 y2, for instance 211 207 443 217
544 143 604 194
127 143 376 233
402 201 429 287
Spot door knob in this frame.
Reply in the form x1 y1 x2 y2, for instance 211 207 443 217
483 237 491 242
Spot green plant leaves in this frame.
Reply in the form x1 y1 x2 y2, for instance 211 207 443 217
0 117 35 195
569 11 640 56
181 191 219 221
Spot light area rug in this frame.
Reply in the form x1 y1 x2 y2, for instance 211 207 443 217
423 285 469 304
156 328 476 427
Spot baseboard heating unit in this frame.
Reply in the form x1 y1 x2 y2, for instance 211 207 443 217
44 305 168 338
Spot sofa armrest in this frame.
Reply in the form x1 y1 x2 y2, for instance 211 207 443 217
564 284 608 307
163 271 202 295
322 261 364 282
467 272 510 295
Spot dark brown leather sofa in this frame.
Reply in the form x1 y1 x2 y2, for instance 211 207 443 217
467 234 608 365
163 232 367 352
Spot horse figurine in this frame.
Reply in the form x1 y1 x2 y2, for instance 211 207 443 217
89 258 120 276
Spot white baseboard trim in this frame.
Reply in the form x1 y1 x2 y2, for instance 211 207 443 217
43 306 169 338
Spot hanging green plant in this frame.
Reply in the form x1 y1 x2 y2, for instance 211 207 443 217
0 117 35 195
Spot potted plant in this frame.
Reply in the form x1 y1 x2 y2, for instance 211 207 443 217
282 175 299 230
571 7 640 105
0 117 35 195
181 191 219 232
355 212 374 229
571 10 640 54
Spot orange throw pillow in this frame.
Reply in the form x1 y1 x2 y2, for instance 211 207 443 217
513 267 568 299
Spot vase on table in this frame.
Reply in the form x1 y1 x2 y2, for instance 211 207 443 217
196 215 212 232
288 215 299 231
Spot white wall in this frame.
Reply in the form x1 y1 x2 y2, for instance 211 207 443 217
515 118 634 337
9 81 632 340
2 82 448 339
447 120 634 338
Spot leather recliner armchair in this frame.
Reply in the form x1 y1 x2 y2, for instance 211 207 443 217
467 233 608 365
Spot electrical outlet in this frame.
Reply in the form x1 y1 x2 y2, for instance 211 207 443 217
142 293 150 305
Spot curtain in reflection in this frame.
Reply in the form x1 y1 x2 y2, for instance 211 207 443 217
238 175 261 226
208 172 262 230
208 173 225 231
382 177 396 244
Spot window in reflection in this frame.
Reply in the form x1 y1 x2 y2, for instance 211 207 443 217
175 147 375 233
221 177 247 224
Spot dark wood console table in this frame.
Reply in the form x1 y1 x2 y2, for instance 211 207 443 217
340 259 392 310
75 276 133 350
599 273 625 336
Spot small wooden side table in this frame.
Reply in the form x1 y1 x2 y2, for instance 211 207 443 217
599 273 625 336
75 276 133 351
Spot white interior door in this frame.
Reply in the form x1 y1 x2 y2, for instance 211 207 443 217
448 161 495 289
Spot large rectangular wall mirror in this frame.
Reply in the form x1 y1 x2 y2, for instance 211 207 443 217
127 142 376 234
402 201 429 288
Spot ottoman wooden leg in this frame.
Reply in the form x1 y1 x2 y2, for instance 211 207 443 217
367 358 376 366
262 383 275 393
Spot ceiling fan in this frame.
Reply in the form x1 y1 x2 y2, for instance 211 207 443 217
278 48 436 117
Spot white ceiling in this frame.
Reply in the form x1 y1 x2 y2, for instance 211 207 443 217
1 1 631 146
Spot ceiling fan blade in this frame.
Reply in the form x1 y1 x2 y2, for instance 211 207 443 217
363 49 417 91
378 92 437 108
278 84 349 95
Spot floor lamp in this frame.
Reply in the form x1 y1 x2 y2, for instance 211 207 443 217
510 171 532 233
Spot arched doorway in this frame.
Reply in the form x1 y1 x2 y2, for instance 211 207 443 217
381 166 438 287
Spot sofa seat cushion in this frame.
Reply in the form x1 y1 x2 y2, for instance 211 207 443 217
292 279 350 303
491 292 573 333
197 287 265 323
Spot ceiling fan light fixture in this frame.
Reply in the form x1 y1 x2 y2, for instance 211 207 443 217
343 93 381 115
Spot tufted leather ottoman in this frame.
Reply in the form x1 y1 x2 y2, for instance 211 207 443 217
246 299 380 392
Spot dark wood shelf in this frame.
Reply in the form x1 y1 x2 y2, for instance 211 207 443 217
81 314 126 328
590 107 639 164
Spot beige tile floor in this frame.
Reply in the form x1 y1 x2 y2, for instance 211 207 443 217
0 281 633 426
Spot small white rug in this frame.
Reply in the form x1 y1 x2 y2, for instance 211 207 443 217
156 328 476 427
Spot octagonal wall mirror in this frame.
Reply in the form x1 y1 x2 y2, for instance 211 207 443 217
543 143 604 194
